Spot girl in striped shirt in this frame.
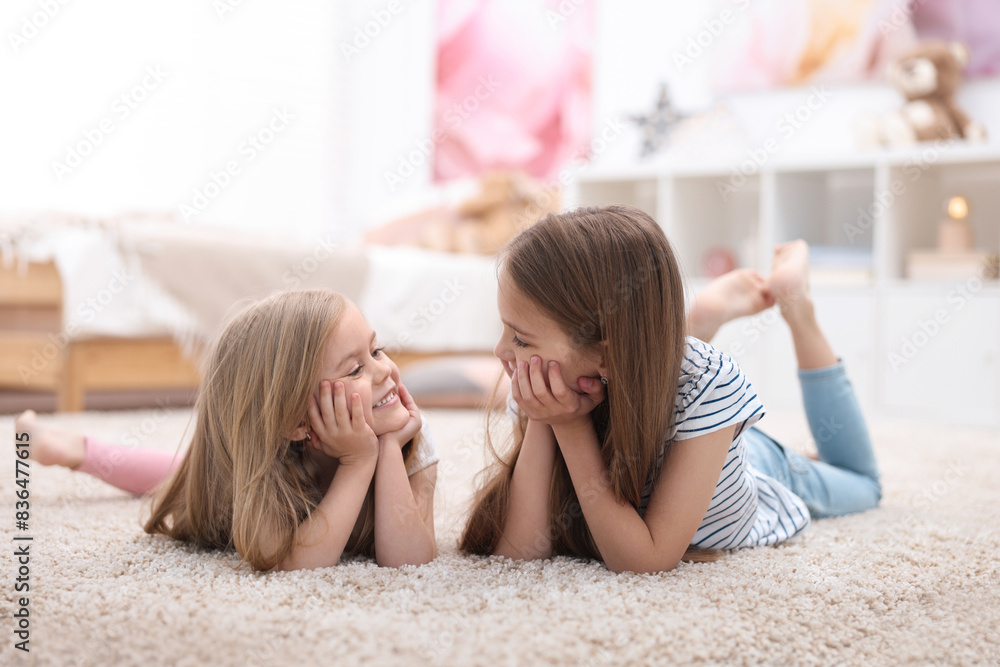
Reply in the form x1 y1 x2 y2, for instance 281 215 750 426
461 205 881 573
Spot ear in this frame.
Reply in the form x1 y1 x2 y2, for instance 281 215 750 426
950 41 970 68
288 421 309 442
594 340 610 379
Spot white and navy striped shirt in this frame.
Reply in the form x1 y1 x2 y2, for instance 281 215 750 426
639 337 810 548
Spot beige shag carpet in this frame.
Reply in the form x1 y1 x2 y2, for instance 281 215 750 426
1 408 998 666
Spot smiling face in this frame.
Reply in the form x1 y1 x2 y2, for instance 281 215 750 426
315 302 409 436
493 271 605 393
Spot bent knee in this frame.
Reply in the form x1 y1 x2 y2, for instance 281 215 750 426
808 477 881 518
848 477 882 514
870 479 883 510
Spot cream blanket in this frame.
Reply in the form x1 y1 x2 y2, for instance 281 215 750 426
1 214 501 353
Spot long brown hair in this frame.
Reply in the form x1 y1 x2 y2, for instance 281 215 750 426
460 205 717 563
144 289 414 571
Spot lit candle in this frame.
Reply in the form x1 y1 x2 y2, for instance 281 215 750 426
938 196 972 252
947 196 968 220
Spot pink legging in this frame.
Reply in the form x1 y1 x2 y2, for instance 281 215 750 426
76 436 182 496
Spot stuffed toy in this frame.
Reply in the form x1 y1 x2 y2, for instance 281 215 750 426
860 40 987 147
364 171 559 255
442 170 559 255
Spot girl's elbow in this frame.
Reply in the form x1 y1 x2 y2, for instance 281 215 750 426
494 541 551 562
607 558 680 575
412 545 438 566
378 556 434 568
377 545 437 569
272 555 341 573
267 554 293 573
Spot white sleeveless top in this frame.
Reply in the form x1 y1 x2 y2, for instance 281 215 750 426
407 414 440 476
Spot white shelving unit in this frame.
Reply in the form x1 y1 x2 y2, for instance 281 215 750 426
568 145 1000 427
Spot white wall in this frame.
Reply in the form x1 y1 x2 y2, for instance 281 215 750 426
0 0 437 240
5 0 996 239
336 0 439 230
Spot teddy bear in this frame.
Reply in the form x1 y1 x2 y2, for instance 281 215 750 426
441 170 559 254
859 40 987 148
364 170 560 255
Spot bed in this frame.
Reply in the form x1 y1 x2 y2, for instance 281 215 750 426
0 214 503 411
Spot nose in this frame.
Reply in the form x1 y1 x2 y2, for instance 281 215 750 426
373 353 393 383
494 337 511 361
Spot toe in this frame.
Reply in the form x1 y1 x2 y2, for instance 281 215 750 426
15 409 36 431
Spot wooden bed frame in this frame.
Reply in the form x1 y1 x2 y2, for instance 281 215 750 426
0 261 202 412
0 261 436 412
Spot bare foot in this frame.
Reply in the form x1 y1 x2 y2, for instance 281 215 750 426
767 240 812 319
14 410 86 468
767 241 838 369
688 269 775 341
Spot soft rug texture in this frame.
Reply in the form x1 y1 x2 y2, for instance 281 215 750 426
1 408 998 666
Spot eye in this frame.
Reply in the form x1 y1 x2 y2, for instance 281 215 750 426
512 334 528 348
372 346 385 358
348 365 363 377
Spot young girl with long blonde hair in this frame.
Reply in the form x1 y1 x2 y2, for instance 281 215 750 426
17 289 439 572
461 205 881 573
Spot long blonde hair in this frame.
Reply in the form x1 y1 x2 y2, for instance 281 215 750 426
460 205 718 563
144 289 414 571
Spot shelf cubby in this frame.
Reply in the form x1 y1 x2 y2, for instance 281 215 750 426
668 175 760 279
773 167 875 250
569 145 1000 426
571 176 658 221
883 159 1000 282
773 167 876 285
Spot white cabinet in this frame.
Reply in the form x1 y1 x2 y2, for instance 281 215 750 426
877 285 999 426
763 286 877 414
569 146 1000 426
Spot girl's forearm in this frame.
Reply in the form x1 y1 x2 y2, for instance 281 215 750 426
277 457 377 571
552 422 679 574
373 441 436 567
495 419 557 560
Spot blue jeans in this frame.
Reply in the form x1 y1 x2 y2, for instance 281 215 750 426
746 361 882 519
